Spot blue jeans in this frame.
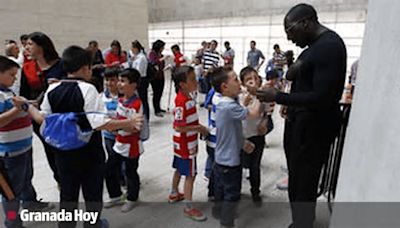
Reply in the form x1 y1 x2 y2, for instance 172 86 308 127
205 146 215 197
212 163 242 227
1 149 32 228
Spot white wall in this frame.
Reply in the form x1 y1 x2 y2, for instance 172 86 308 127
331 0 400 226
0 0 148 54
149 10 366 77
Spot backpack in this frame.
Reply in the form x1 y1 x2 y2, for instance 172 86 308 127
40 112 105 151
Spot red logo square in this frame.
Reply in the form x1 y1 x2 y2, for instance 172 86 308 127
7 210 17 220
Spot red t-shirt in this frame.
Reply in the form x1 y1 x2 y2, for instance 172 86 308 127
173 91 199 159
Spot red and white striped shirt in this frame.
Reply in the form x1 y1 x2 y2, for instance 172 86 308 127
173 91 199 159
113 95 143 158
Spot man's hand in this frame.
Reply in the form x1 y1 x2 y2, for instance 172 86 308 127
243 140 255 154
280 105 288 119
130 113 144 131
256 87 279 103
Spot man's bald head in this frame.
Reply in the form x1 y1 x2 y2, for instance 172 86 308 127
285 3 318 23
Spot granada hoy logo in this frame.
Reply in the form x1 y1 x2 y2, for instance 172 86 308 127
20 209 99 224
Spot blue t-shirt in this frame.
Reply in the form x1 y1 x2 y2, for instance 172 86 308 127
215 96 248 167
247 49 265 68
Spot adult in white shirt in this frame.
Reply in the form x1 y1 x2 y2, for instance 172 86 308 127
5 41 24 95
125 40 150 119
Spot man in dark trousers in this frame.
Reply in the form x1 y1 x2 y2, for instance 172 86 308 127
257 3 347 228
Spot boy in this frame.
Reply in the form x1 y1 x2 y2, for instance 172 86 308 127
239 67 270 203
171 44 186 69
100 68 126 204
168 66 208 221
211 67 260 228
0 55 32 228
203 86 222 200
22 46 144 228
104 68 148 213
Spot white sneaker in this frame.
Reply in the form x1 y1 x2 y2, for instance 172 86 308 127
104 196 124 208
121 200 137 213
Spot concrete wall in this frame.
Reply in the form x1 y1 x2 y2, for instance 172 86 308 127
149 0 368 22
331 0 400 226
0 0 148 54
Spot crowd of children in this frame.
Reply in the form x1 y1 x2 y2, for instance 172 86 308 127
0 33 290 228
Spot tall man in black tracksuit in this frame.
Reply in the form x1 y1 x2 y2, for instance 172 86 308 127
257 3 347 228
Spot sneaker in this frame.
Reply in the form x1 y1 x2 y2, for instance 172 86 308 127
155 112 164 117
252 194 263 207
104 196 124 208
121 200 137 213
160 109 167 113
168 192 184 203
277 177 288 191
24 199 55 212
184 207 207 221
101 218 109 228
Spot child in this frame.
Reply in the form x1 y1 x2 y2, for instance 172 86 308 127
203 86 222 200
104 68 148 213
22 46 144 227
0 55 33 228
239 67 270 203
211 66 260 228
168 66 208 221
100 68 126 205
264 69 281 135
171 44 186 69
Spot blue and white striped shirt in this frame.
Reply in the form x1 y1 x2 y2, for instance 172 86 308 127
205 88 222 148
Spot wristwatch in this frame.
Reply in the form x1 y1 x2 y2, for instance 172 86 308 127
21 102 30 112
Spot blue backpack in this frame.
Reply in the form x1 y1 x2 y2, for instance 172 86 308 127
40 112 102 151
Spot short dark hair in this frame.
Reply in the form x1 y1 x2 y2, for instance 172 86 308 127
286 3 318 22
152 40 166 53
20 34 28 42
250 40 256 45
5 39 16 45
239 66 257 83
273 44 280 50
119 68 141 85
173 66 194 90
104 67 120 78
0 55 20 73
171 44 180 52
28 32 60 63
211 67 230 93
62 45 92 74
88 40 98 46
266 68 279 80
211 40 218 46
224 41 230 46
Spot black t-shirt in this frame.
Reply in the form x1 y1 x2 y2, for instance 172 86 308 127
276 30 347 115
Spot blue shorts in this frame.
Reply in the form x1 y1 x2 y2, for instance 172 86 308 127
172 156 197 177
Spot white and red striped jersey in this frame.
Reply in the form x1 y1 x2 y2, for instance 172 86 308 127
113 95 144 158
173 91 199 159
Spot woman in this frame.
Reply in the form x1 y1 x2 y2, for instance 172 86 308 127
105 40 127 68
87 40 105 92
129 40 150 119
148 40 168 117
21 32 66 185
